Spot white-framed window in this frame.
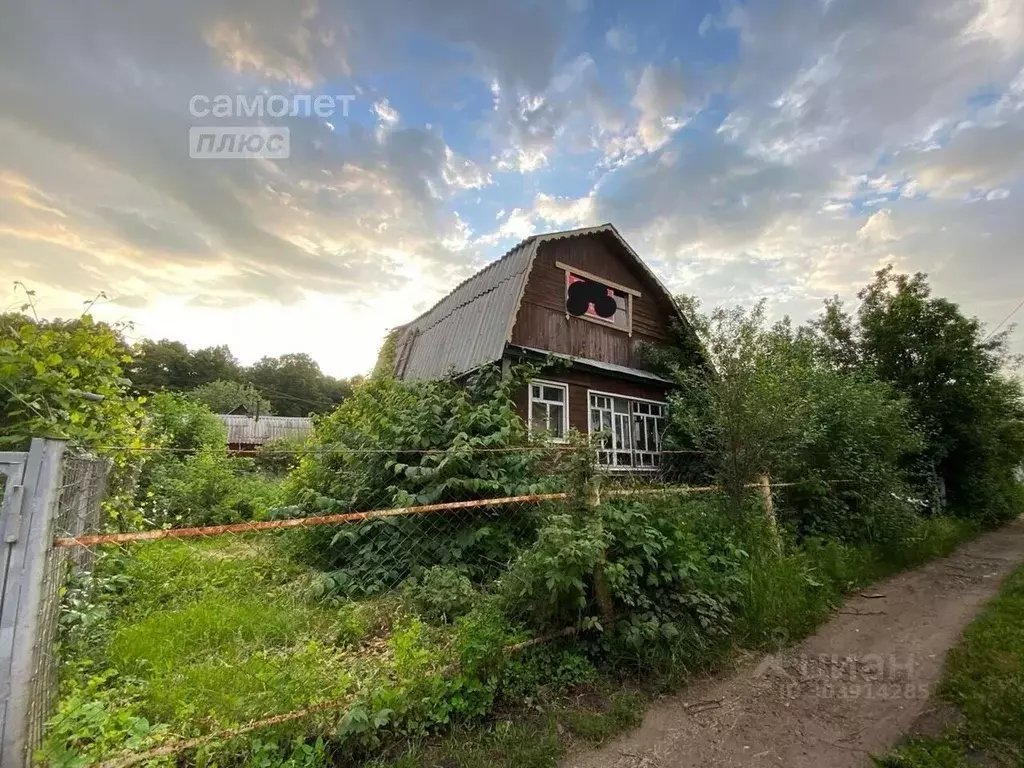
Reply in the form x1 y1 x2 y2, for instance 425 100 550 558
528 380 569 441
588 390 665 470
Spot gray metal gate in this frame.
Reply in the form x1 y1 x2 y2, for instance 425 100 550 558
0 439 66 767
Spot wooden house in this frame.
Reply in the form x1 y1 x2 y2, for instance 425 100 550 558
216 414 313 453
391 224 701 470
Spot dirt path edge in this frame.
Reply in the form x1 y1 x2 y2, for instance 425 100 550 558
562 519 1024 768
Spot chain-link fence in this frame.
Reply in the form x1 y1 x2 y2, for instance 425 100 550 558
27 455 111 761
29 442 777 766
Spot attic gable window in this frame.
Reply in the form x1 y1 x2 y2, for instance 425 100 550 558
557 261 640 335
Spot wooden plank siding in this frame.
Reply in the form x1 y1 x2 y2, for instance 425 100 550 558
509 232 676 371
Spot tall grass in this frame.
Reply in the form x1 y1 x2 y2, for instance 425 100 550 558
737 515 978 649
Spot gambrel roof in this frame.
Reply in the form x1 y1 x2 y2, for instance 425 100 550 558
392 224 684 380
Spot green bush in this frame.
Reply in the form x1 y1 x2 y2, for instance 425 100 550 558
279 364 553 595
812 269 1024 526
0 312 144 451
143 391 225 453
402 566 478 623
282 364 550 514
141 451 281 527
134 393 283 526
499 494 747 667
664 302 925 546
254 435 308 475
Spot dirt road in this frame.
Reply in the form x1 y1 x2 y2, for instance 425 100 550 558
563 520 1024 768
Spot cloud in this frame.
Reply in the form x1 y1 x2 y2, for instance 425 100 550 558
605 27 637 54
372 99 401 126
894 119 1024 197
533 192 596 227
718 0 1024 168
7 0 1024 374
0 0 556 317
631 62 687 152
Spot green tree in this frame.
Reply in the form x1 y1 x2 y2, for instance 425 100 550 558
0 313 144 451
191 380 272 415
127 339 241 392
247 353 350 416
145 391 225 453
811 268 1024 523
280 364 548 596
665 301 924 542
371 328 402 379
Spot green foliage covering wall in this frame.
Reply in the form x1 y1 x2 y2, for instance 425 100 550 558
279 363 554 596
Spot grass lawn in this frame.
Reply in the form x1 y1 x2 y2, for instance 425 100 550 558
363 688 649 768
40 537 391 765
875 564 1024 767
40 515 982 767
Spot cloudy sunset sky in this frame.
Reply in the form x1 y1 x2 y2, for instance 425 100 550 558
3 0 1023 377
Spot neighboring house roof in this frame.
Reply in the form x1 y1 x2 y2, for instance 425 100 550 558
392 223 685 380
216 414 313 446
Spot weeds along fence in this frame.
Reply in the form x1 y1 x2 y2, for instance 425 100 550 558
16 440 789 768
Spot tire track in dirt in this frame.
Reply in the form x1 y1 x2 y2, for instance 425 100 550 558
563 519 1024 768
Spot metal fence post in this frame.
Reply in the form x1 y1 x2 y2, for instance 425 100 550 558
0 438 66 767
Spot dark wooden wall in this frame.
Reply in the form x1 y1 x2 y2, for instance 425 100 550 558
513 366 671 434
509 233 676 370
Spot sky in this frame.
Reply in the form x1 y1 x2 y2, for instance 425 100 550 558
3 0 1024 378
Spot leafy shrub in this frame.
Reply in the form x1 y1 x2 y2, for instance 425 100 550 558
600 497 747 664
134 393 282 526
664 301 927 547
143 391 225 453
37 669 170 768
282 364 549 514
500 494 747 668
0 311 144 451
501 644 599 700
280 365 552 594
812 270 1024 526
289 511 534 599
402 566 478 623
141 451 281 526
498 510 610 630
254 435 308 475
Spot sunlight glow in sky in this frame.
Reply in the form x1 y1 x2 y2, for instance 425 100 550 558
4 0 1024 376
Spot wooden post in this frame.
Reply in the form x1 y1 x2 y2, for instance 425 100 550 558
758 473 781 554
587 476 616 630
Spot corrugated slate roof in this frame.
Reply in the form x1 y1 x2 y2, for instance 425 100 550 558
392 236 539 380
216 415 314 446
392 224 686 381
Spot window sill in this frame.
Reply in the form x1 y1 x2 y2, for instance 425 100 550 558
564 311 632 336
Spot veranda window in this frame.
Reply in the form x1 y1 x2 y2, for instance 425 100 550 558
588 392 664 469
